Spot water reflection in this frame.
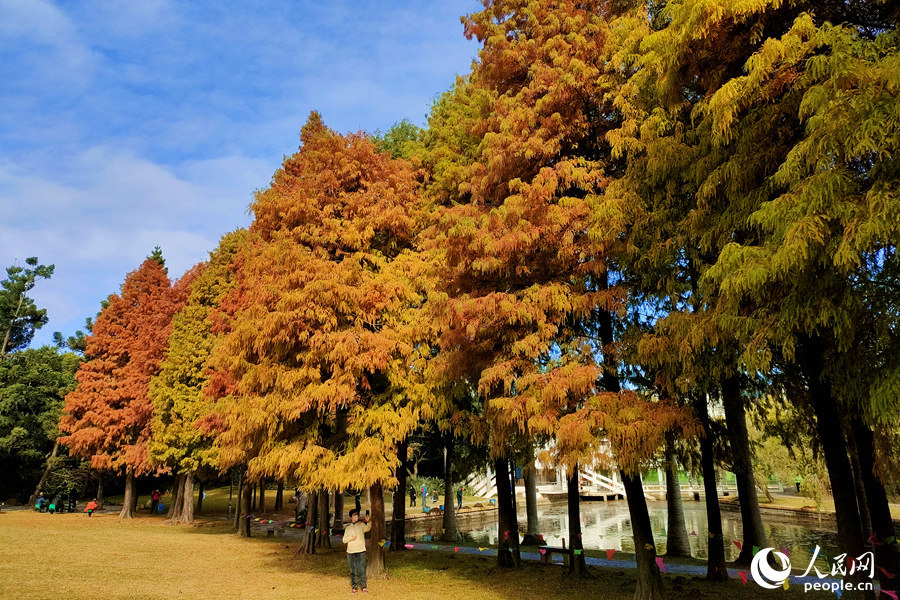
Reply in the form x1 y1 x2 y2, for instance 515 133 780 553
408 501 841 565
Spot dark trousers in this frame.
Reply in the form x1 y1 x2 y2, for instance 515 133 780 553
348 551 367 590
151 500 159 514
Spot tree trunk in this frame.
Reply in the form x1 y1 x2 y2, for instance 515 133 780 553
233 470 243 529
29 439 59 505
334 489 345 534
252 482 257 511
119 468 137 519
721 375 767 565
597 298 665 597
567 465 587 577
695 396 728 581
622 472 667 599
664 432 692 558
317 490 331 548
168 473 183 520
260 480 266 512
522 457 541 545
275 482 284 511
299 491 318 554
195 480 204 515
97 476 104 510
391 440 407 550
237 475 251 537
495 458 522 569
798 336 871 599
441 440 458 542
176 472 195 525
851 418 900 596
367 482 387 577
846 426 873 540
171 472 187 523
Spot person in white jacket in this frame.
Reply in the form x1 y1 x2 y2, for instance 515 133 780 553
342 508 371 593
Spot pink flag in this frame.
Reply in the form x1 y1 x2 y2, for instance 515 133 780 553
606 549 615 560
878 566 896 579
882 591 898 600
733 541 742 550
540 549 546 555
655 557 666 573
455 547 459 553
739 572 748 585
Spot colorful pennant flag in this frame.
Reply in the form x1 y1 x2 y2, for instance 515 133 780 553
405 544 414 549
878 566 895 579
644 543 654 550
739 572 748 585
782 580 789 590
655 557 666 573
454 547 459 553
378 540 386 547
384 541 391 548
781 547 790 557
733 541 742 550
478 547 488 552
606 549 615 560
753 545 760 555
881 590 898 600
540 549 547 555
574 549 582 555
690 531 697 536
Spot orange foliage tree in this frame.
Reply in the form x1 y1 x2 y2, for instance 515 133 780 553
208 113 425 574
59 250 195 518
416 1 697 591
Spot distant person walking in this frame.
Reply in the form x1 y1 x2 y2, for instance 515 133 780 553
409 486 416 507
342 509 371 593
150 489 161 515
456 486 464 510
421 484 427 508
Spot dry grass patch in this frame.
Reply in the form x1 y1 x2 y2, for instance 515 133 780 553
0 510 835 600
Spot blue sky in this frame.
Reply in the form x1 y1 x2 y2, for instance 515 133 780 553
0 0 480 347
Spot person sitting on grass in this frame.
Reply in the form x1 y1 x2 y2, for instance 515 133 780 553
35 493 49 512
342 508 371 594
84 499 99 516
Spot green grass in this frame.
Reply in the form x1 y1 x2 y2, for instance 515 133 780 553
0 509 838 600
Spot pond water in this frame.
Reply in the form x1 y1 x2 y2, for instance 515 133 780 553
407 500 841 566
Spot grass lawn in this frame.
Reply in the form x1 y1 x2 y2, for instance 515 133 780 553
0 509 837 600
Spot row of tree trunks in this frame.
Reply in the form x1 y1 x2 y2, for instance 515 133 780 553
274 482 283 511
495 458 522 569
664 432 692 558
721 375 768 565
